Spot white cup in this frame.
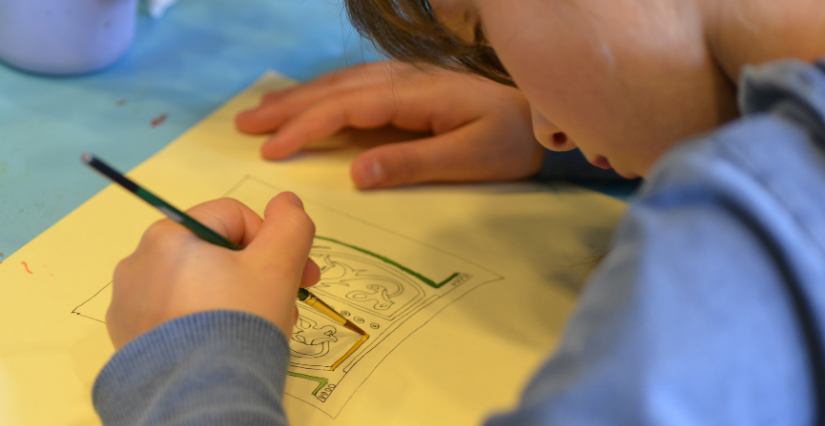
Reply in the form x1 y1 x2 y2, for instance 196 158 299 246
0 0 138 75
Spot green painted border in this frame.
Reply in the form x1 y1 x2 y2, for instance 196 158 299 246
314 236 460 289
287 372 328 395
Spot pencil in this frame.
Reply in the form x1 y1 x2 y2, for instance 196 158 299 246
81 153 367 338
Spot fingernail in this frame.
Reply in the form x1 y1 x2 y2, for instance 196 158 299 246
355 160 382 189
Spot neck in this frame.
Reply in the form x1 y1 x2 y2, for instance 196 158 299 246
703 0 825 85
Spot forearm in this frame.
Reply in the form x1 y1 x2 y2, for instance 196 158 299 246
94 310 291 426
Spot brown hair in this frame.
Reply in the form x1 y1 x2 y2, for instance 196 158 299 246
344 0 515 86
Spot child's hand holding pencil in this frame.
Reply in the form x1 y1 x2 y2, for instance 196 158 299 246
106 193 319 349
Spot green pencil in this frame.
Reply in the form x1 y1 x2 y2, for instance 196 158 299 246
81 153 366 337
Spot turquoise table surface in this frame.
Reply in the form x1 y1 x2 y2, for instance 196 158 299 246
0 0 380 258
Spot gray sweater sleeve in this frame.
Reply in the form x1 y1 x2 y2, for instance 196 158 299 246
93 310 292 426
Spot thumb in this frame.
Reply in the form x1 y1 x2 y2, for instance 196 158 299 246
246 192 316 279
348 133 463 189
350 121 545 189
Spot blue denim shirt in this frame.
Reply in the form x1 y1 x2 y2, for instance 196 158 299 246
93 59 825 425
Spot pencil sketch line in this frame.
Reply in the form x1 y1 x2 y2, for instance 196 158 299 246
291 316 338 359
309 250 423 320
333 273 504 414
314 236 455 289
220 174 506 418
240 175 504 281
71 282 111 319
72 313 106 324
223 174 254 198
340 294 440 372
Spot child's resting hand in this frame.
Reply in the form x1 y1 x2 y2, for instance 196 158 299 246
236 61 544 189
106 193 320 350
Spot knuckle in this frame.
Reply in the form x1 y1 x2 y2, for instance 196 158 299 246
113 257 129 282
140 219 187 253
289 209 316 238
188 197 247 225
302 214 316 237
143 219 176 241
269 194 316 238
104 307 116 329
112 264 129 296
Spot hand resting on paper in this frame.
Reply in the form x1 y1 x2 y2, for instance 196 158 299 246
106 194 320 350
235 61 545 189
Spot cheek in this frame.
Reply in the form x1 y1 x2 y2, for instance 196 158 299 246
489 15 619 141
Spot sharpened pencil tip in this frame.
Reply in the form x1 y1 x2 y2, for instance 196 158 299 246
81 153 92 164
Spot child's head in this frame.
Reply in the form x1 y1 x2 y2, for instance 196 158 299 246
346 0 822 178
344 0 512 86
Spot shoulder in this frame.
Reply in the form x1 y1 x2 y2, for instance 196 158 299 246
488 59 825 426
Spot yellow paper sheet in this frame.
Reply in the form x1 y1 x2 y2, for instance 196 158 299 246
0 72 627 426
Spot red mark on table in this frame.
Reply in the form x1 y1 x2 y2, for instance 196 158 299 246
151 113 168 127
21 261 33 274
116 99 127 107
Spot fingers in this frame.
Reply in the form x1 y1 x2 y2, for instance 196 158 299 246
186 196 319 287
236 63 393 135
107 194 319 346
300 258 321 288
258 88 436 160
247 192 316 279
235 88 307 135
237 62 441 159
235 60 544 189
350 123 545 189
348 134 468 189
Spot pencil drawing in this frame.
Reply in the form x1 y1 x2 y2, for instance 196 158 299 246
72 174 502 418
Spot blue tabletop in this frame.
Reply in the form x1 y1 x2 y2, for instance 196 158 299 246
0 0 380 258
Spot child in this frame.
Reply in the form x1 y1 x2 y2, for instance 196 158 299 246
94 0 825 424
